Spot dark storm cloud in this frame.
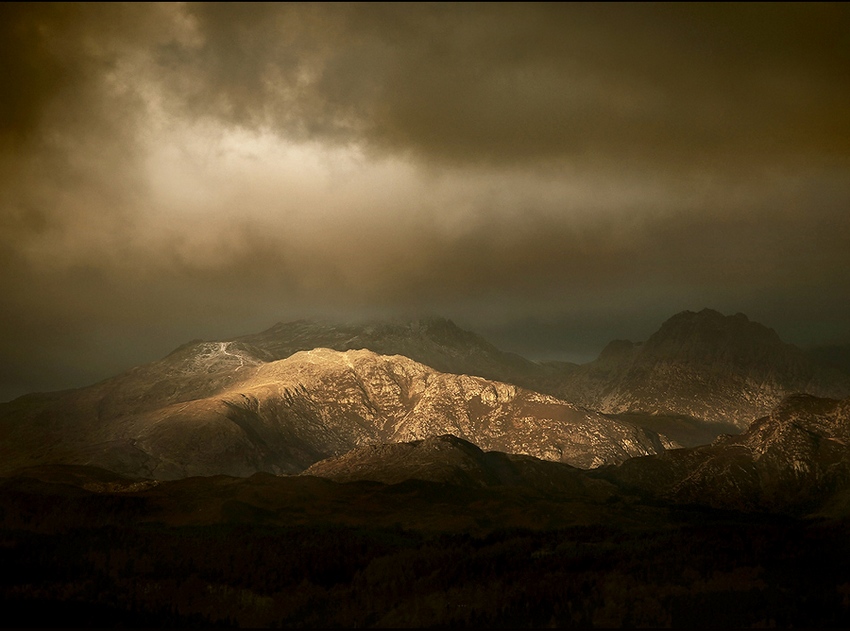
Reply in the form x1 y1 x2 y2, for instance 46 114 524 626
173 3 850 164
0 3 848 399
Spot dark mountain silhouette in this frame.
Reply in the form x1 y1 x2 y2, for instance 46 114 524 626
302 433 615 498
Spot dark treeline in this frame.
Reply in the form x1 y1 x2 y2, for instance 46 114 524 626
2 517 850 627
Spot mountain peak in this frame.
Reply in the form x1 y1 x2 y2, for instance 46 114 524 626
646 308 783 358
558 309 850 429
660 308 753 329
596 339 638 364
232 315 555 390
246 316 482 351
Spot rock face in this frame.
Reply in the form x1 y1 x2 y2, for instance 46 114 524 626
558 309 850 429
0 347 670 480
603 394 850 514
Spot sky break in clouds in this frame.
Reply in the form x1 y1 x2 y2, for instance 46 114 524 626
0 3 849 400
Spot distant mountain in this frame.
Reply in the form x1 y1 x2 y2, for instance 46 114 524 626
558 309 850 429
236 317 575 392
5 309 842 482
0 346 671 479
601 394 850 515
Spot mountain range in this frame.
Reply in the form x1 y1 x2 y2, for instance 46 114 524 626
235 317 567 389
300 392 850 518
2 308 848 482
236 311 850 435
3 309 850 627
0 346 670 479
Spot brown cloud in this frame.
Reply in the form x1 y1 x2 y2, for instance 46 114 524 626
168 3 850 165
0 4 848 399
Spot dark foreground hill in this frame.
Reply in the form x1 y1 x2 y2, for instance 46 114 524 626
302 433 616 497
2 457 850 627
3 396 850 627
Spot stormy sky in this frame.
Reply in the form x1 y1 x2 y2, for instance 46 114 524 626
1 3 849 400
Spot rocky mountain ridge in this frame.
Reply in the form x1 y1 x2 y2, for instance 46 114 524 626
0 346 671 480
235 317 572 392
3 308 848 483
301 391 850 517
233 311 850 433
